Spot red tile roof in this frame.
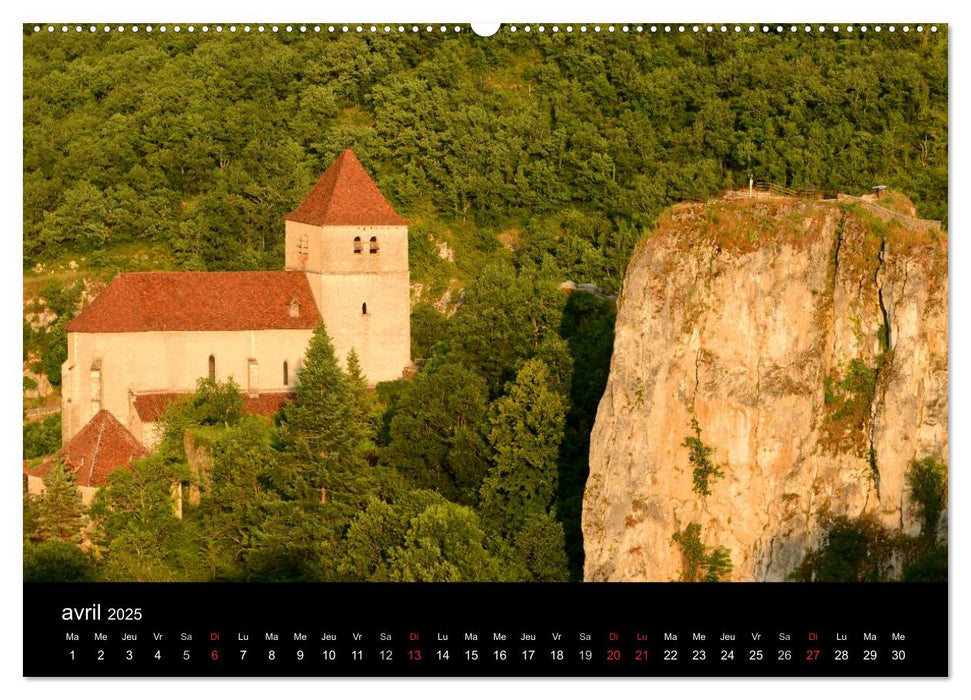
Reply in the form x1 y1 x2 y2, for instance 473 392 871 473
131 393 182 424
243 391 295 417
29 410 147 487
132 391 294 423
65 271 319 333
286 149 407 227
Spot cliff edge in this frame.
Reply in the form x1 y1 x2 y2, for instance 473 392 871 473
582 194 947 581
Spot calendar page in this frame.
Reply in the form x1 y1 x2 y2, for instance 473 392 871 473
21 20 948 678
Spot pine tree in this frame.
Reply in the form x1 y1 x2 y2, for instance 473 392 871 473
275 325 384 545
280 321 352 464
479 359 567 536
344 348 377 461
36 462 85 543
89 457 193 582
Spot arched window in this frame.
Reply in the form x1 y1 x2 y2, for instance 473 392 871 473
369 236 379 254
208 355 216 381
362 302 368 315
283 361 289 386
353 236 362 254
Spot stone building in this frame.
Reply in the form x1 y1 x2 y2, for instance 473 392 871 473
60 150 411 447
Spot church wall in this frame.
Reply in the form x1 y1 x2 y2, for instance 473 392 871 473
315 271 412 384
61 328 313 443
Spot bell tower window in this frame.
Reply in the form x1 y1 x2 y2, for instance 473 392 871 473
208 355 216 381
362 302 368 315
369 236 379 254
297 233 309 264
353 236 362 254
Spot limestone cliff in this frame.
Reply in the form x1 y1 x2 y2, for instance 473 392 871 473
582 195 947 582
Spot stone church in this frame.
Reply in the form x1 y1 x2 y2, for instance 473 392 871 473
58 149 411 451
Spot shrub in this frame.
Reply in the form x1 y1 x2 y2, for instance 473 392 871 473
906 457 947 537
820 359 878 454
682 418 724 496
904 545 947 582
792 515 896 582
23 413 62 459
671 523 733 582
24 540 96 582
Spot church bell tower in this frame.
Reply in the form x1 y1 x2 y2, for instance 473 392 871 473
284 149 411 384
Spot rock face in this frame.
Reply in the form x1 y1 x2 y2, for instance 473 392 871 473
582 196 947 582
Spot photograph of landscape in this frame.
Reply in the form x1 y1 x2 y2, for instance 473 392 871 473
22 24 947 584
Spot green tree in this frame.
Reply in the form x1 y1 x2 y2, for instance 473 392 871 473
39 181 108 248
339 490 445 581
449 262 565 395
23 413 62 459
22 29 948 269
385 358 491 504
157 377 245 460
196 415 283 579
512 511 570 582
344 348 379 461
244 499 333 582
479 359 567 536
24 540 97 582
279 321 366 467
410 301 449 360
35 462 85 543
192 377 245 426
90 457 193 581
906 457 947 537
339 498 405 581
534 335 575 399
703 545 734 582
672 523 707 582
384 502 507 582
41 320 67 387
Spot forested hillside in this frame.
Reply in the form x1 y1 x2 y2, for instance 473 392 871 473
25 27 947 282
23 27 947 583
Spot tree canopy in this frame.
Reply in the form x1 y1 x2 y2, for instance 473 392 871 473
24 28 948 282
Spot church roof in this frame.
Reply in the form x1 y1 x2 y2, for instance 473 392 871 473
132 390 294 424
29 410 147 487
286 149 407 227
65 271 319 333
